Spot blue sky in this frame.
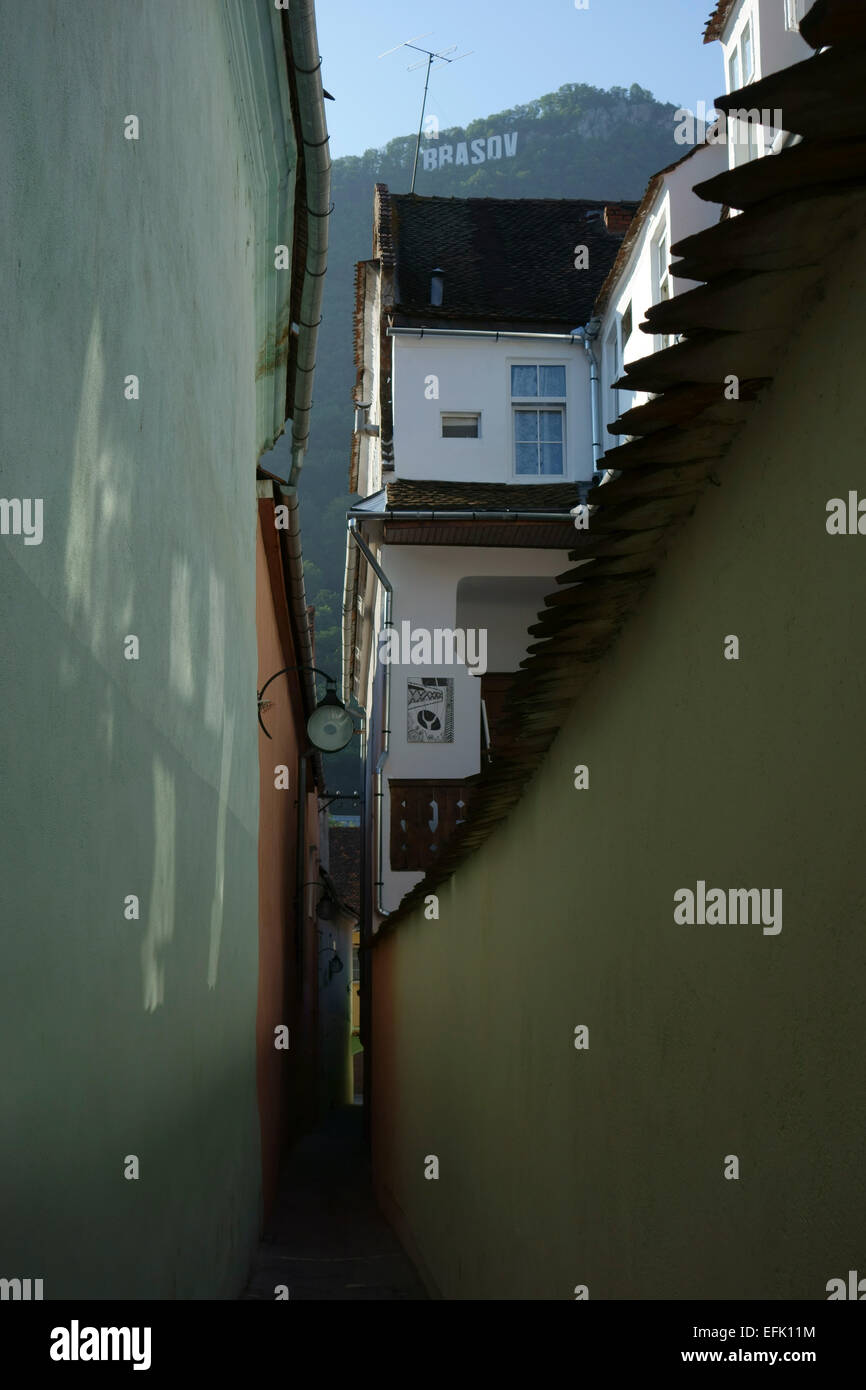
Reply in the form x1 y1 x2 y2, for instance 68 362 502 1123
316 0 725 159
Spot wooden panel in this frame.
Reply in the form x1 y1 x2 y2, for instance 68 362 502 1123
480 672 524 762
390 780 476 873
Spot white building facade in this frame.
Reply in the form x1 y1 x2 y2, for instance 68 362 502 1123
703 0 812 168
596 142 727 436
345 190 632 918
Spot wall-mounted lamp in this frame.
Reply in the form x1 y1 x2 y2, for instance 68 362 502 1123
257 664 358 751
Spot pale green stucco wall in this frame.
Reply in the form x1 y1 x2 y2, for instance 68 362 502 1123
0 2 285 1297
372 224 866 1300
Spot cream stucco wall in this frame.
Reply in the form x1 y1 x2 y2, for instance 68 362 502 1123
372 222 866 1300
0 0 290 1297
374 545 567 912
392 335 594 484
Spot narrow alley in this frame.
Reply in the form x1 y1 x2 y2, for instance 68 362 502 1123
2 0 866 1364
243 1108 427 1301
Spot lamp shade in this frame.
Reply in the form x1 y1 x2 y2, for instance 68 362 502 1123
306 687 355 752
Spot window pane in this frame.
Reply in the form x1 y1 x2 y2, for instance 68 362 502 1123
514 409 538 442
656 234 667 280
539 409 562 442
515 442 538 475
606 334 618 382
511 365 537 397
742 23 754 81
538 364 566 398
442 414 479 438
728 49 739 91
540 443 563 475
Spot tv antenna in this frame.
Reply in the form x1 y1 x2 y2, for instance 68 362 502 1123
378 33 473 194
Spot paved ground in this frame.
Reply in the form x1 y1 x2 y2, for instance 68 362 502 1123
242 1105 428 1300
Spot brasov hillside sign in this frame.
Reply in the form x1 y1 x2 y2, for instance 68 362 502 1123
419 131 519 171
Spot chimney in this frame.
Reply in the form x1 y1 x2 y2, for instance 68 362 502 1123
604 203 634 237
429 268 444 307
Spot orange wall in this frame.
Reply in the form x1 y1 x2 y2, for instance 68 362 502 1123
255 503 319 1223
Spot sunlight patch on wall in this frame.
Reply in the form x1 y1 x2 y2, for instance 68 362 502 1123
142 756 177 1012
208 711 235 990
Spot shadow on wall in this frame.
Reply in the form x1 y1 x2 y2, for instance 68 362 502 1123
58 307 244 1012
0 0 265 1297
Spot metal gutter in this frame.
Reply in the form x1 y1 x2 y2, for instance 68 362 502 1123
341 524 361 705
274 481 324 791
387 326 587 343
285 0 331 490
347 507 578 522
347 520 393 920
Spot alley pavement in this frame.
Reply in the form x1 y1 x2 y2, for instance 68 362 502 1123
242 1105 428 1300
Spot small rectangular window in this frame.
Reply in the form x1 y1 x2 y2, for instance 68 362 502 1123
732 112 759 166
741 22 754 82
510 362 566 476
606 327 621 427
655 231 669 297
621 302 633 346
510 364 566 399
514 408 564 476
728 47 740 93
785 0 806 31
441 413 480 438
653 226 673 350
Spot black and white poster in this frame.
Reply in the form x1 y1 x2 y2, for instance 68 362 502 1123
407 677 454 743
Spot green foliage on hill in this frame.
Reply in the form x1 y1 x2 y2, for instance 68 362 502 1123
299 81 683 792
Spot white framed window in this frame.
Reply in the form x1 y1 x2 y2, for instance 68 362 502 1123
731 111 760 166
441 412 480 438
621 301 633 353
605 323 621 429
741 20 754 82
510 363 566 477
727 46 740 93
785 0 807 31
652 224 673 350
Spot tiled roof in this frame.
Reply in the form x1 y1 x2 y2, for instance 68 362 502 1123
382 194 635 326
381 0 866 929
703 1 738 43
327 825 360 916
595 143 717 316
385 481 581 512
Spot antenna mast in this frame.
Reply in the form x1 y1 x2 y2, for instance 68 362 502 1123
378 34 473 194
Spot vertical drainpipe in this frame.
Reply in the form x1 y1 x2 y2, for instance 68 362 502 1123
296 750 308 993
286 0 331 493
575 319 603 475
347 520 393 921
283 0 329 1112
